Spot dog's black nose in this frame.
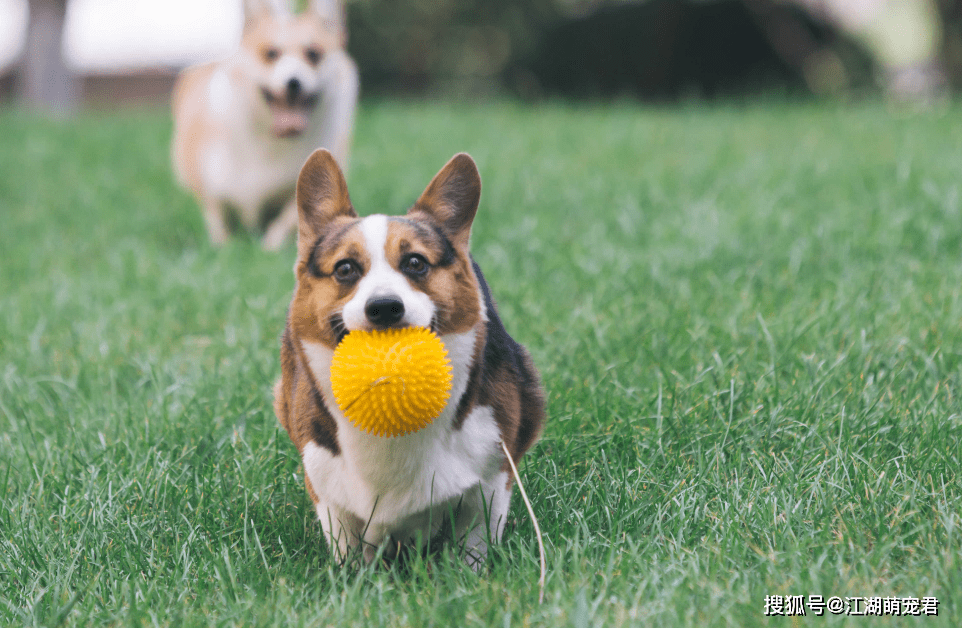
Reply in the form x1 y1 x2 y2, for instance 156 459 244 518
286 77 301 98
365 297 405 327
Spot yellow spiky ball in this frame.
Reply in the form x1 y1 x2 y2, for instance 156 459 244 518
330 327 453 437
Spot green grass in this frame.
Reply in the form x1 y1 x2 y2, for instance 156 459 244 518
1 98 961 626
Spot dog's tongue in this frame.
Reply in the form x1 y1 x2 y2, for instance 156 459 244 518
269 103 309 138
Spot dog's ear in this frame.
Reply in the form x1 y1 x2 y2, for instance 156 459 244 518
244 0 291 25
410 153 481 250
309 0 347 43
296 149 357 263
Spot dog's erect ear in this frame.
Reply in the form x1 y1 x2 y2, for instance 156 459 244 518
244 0 291 25
410 153 481 250
309 0 347 43
296 149 357 262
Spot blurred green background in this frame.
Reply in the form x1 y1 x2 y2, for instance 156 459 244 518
4 0 962 108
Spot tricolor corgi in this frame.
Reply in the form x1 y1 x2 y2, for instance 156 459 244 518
171 0 358 250
273 150 546 567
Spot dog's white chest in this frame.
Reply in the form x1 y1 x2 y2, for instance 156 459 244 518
299 332 504 528
301 404 501 525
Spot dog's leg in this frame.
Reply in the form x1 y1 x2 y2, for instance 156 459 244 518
201 197 230 246
360 521 394 564
318 49 359 171
261 198 298 251
459 472 512 571
315 500 365 563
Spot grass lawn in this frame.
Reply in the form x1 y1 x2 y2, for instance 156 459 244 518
1 98 960 626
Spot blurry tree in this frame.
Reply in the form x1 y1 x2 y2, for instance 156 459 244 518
524 0 825 99
345 0 956 100
346 0 563 94
345 0 831 98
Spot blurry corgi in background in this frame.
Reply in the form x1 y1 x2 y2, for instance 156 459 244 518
172 0 358 250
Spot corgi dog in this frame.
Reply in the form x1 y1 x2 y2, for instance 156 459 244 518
273 150 545 567
171 0 358 250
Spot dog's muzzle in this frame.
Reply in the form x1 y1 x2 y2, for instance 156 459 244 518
261 85 320 138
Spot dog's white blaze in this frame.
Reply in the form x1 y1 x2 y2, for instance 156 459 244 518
270 54 322 95
341 215 435 331
299 327 504 535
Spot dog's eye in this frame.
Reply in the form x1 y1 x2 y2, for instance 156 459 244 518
333 260 360 283
401 254 429 278
305 47 323 66
263 47 280 63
